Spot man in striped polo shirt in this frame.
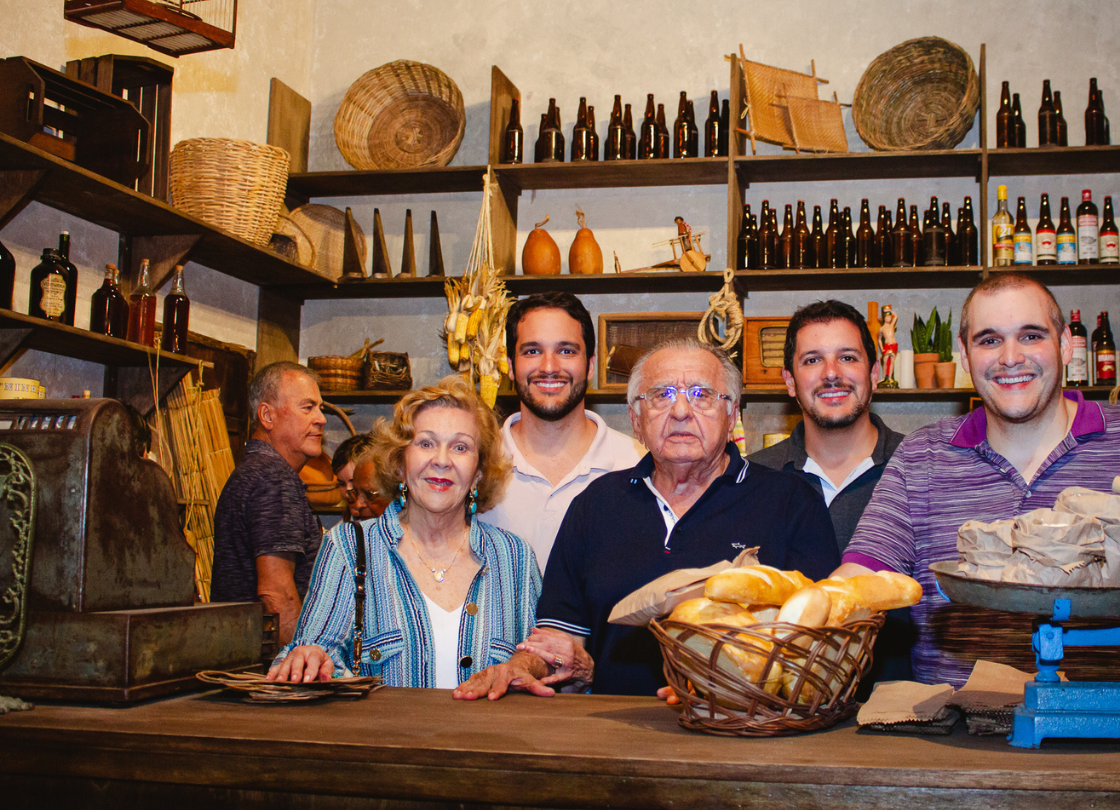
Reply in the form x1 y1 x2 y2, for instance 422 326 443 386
838 274 1120 686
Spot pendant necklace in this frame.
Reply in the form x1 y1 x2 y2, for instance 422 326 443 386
406 527 468 583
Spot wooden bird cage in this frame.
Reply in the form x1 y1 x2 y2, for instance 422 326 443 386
64 0 237 57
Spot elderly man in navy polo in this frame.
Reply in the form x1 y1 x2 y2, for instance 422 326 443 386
838 274 1120 686
454 339 839 700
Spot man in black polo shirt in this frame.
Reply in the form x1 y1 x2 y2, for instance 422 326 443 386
211 361 325 645
453 339 837 700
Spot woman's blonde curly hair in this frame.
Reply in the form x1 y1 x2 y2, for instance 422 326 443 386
357 375 511 513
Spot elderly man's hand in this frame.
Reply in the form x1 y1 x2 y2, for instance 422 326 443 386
266 645 334 683
452 651 553 701
516 627 593 689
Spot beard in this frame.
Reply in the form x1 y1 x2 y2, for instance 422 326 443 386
800 384 871 430
513 373 588 422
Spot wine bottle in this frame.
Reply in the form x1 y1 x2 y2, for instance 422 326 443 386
503 97 524 164
673 92 688 158
127 258 157 347
779 204 794 269
958 197 980 266
56 231 78 326
908 204 923 267
1012 197 1033 265
161 264 190 354
855 198 874 267
622 103 637 160
655 103 670 159
1035 193 1057 265
0 236 14 310
922 196 946 266
996 81 1014 148
1055 91 1069 146
571 97 592 161
809 205 825 269
1012 93 1027 148
1057 196 1077 265
1038 80 1058 148
825 199 840 268
941 201 956 266
605 95 624 161
792 200 810 269
89 263 129 338
1067 309 1089 387
1086 78 1106 146
704 91 720 157
992 185 1014 266
892 198 912 267
1096 311 1116 385
28 248 69 323
874 204 893 267
587 105 599 161
1077 189 1099 264
1101 195 1119 264
718 98 730 157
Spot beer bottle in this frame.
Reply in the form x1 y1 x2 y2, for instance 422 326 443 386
638 95 657 160
533 113 547 163
1012 93 1027 148
686 100 699 157
1035 193 1057 265
873 204 893 267
892 198 912 267
718 99 730 156
957 197 980 267
1077 189 1099 264
841 207 857 269
941 201 956 266
161 264 190 354
1067 309 1089 387
779 204 794 269
655 103 670 159
792 200 810 269
908 204 924 267
1013 197 1033 265
549 102 565 162
127 258 157 347
622 103 637 159
587 106 599 161
1056 196 1077 265
571 97 592 161
1055 91 1069 146
855 198 875 267
1100 195 1119 264
704 91 721 157
738 204 758 270
825 199 840 268
28 247 70 323
1095 312 1116 385
809 204 825 269
89 263 129 338
992 185 1014 266
1038 80 1058 148
673 92 688 158
503 97 523 163
922 196 946 266
1085 78 1106 146
605 96 624 161
0 236 14 310
996 81 1014 148
758 201 776 269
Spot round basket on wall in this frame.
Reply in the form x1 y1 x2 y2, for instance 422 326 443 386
334 60 465 170
852 37 979 151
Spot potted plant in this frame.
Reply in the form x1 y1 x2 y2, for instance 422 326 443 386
911 308 942 388
934 309 956 388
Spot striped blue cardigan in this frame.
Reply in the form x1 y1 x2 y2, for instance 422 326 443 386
275 500 541 687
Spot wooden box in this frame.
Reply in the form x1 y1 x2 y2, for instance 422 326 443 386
742 317 790 388
598 312 704 393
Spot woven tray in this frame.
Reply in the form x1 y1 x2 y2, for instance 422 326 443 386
650 613 884 736
271 212 316 268
196 670 382 703
290 204 366 281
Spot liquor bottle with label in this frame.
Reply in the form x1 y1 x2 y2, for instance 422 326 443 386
638 95 657 159
161 265 190 354
992 185 1014 266
587 106 599 161
605 96 624 161
704 91 721 157
908 204 924 267
655 104 670 159
1038 80 1058 147
791 200 810 269
841 207 857 269
56 231 78 326
957 197 980 266
779 204 794 269
1035 193 1057 264
686 100 699 157
1092 313 1103 385
941 201 956 266
1013 197 1033 265
854 199 874 267
0 236 14 310
1012 93 1027 147
89 263 129 338
1055 91 1069 146
922 196 946 266
1057 196 1078 264
1095 311 1116 386
503 97 523 163
996 81 1014 148
571 98 592 161
28 248 70 323
809 204 825 268
1100 195 1119 264
1086 78 1106 146
758 201 776 269
825 199 840 268
718 98 730 156
622 103 637 159
127 258 157 347
892 198 912 267
673 92 688 158
874 204 892 267
1067 309 1090 387
1077 189 1099 263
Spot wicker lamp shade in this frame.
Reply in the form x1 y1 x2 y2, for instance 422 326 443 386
334 60 465 170
852 37 979 151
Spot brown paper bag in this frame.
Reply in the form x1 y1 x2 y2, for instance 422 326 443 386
957 518 1014 579
1054 485 1120 585
1004 509 1107 586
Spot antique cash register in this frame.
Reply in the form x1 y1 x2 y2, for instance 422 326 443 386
0 398 261 702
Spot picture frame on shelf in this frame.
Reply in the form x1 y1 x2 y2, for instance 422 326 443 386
597 311 705 393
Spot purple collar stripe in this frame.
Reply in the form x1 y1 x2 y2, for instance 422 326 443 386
950 390 1103 448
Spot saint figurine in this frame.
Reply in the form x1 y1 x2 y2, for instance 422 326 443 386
878 304 899 388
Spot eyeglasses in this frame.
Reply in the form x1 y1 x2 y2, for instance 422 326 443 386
634 385 733 412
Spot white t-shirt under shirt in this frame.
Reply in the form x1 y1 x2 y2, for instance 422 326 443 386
480 410 644 573
801 455 875 507
421 593 464 689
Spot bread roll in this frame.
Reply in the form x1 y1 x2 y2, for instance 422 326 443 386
704 565 813 606
665 599 781 694
817 571 922 612
667 598 757 627
816 582 862 625
775 586 832 628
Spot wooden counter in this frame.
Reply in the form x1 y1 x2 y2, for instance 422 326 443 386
1 687 1118 809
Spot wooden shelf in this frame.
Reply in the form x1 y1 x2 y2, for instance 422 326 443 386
734 266 984 292
286 166 487 201
0 133 333 288
986 145 1120 177
734 149 982 184
494 158 728 191
989 263 1120 286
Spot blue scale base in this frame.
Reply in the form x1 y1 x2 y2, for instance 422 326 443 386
1010 681 1120 748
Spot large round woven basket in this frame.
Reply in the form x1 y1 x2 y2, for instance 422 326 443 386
650 613 884 736
852 37 979 151
169 139 289 246
334 60 465 170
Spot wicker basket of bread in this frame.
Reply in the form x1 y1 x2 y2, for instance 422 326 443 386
650 566 921 736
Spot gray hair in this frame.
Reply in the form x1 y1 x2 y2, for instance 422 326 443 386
249 361 321 427
626 338 742 414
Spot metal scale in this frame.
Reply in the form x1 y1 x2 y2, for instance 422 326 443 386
932 561 1120 748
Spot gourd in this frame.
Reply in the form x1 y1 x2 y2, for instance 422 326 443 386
568 207 603 275
521 215 561 275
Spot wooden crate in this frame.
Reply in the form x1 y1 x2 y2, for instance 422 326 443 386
597 312 704 393
742 317 790 388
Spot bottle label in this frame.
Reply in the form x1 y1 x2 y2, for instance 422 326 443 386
1057 233 1078 264
1097 349 1117 382
1079 214 1099 259
1036 228 1057 260
993 222 1014 263
39 274 67 319
1013 233 1033 264
1068 337 1089 383
1101 232 1120 263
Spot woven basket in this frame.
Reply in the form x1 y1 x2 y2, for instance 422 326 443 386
650 613 884 736
309 355 364 393
852 37 979 151
364 351 412 391
169 138 289 245
334 60 465 170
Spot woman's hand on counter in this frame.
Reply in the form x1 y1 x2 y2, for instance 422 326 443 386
266 645 335 683
452 651 553 701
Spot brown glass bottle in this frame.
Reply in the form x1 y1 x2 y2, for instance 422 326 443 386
854 198 874 267
1066 309 1089 386
1055 91 1069 146
1012 93 1027 148
686 101 699 157
1102 90 1111 145
638 95 657 159
605 96 624 160
1035 193 1057 264
538 99 565 163
825 199 840 268
1086 78 1106 146
809 205 825 269
738 204 758 269
839 207 856 268
779 204 794 269
957 197 980 266
1100 196 1119 264
89 263 129 337
1057 196 1077 264
587 106 599 161
0 236 14 310
996 81 1014 148
622 103 637 159
673 92 689 158
655 104 670 159
1096 311 1116 385
571 97 592 161
758 202 777 269
127 258 157 347
56 232 79 325
1038 80 1058 148
873 205 892 267
533 113 547 163
941 202 956 266
1013 197 1033 265
892 198 912 266
923 196 946 266
28 247 70 323
704 91 721 157
503 97 523 163
718 99 730 156
161 264 190 354
791 200 810 269
909 205 924 267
